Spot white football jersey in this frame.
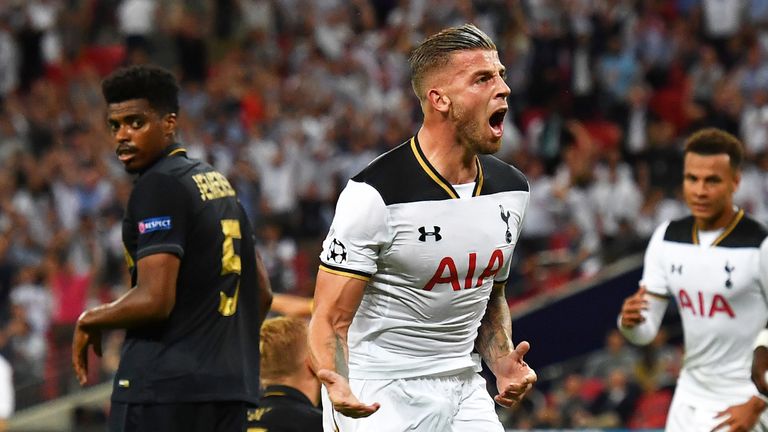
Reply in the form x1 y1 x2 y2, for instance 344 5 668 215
642 210 768 408
319 137 529 379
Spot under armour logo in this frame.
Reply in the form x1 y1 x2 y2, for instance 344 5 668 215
418 226 442 242
671 264 682 274
499 205 512 244
725 261 734 289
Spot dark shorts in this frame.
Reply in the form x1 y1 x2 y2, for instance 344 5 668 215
109 401 254 432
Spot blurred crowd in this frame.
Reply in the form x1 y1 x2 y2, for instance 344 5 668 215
0 0 766 425
502 327 681 430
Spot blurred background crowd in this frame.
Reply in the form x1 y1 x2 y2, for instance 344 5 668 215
0 0 766 429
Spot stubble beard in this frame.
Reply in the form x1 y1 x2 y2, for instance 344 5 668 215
451 104 500 155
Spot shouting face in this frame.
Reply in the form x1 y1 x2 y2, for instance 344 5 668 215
438 49 510 155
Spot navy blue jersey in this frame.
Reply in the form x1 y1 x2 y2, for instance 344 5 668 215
248 385 322 432
115 143 261 404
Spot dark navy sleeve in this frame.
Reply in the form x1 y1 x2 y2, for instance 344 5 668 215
128 172 189 260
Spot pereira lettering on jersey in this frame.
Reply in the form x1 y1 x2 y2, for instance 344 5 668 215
138 216 172 234
192 171 236 201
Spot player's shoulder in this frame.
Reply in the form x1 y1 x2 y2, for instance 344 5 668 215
718 213 768 248
136 153 202 185
351 137 528 205
351 138 449 205
662 215 695 244
256 390 322 427
476 154 529 195
130 156 220 210
663 211 768 248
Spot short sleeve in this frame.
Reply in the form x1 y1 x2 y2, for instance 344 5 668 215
0 355 12 417
639 221 671 297
319 180 389 280
496 190 529 284
128 172 189 260
759 237 768 301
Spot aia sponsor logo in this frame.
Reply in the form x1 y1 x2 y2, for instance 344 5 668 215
423 249 505 291
677 289 734 318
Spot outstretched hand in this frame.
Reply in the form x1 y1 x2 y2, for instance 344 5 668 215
72 316 102 386
493 341 537 407
317 369 380 418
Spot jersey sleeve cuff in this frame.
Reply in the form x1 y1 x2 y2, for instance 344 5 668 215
137 244 185 260
318 264 371 282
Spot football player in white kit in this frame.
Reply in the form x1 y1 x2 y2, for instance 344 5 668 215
619 128 768 431
308 24 537 432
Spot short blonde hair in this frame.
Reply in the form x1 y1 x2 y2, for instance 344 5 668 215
408 24 497 101
260 316 308 380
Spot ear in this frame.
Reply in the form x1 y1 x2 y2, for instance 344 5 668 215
304 355 318 377
163 113 178 138
427 88 451 113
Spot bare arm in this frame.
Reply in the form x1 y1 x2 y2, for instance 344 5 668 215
270 293 312 319
308 270 366 378
476 283 536 407
753 332 768 395
476 284 515 370
73 253 179 384
254 250 273 327
308 269 379 417
78 253 179 330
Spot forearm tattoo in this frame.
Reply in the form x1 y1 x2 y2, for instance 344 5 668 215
476 291 513 364
334 333 349 378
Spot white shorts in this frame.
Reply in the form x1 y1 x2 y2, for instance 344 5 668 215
666 391 768 432
321 369 504 432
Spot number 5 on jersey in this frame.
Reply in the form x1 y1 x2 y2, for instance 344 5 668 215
219 219 241 316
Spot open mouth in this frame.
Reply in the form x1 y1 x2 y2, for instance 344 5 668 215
489 108 507 137
115 146 136 163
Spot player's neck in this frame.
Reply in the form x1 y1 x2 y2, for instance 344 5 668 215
263 375 320 406
416 126 477 184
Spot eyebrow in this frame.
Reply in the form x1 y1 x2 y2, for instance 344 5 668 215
471 67 506 79
107 112 149 122
685 172 722 180
472 66 507 78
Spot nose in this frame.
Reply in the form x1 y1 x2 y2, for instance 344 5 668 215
114 124 130 143
691 180 707 196
497 76 511 99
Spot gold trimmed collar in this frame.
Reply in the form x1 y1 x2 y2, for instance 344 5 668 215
163 142 187 158
692 208 744 246
409 136 483 199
